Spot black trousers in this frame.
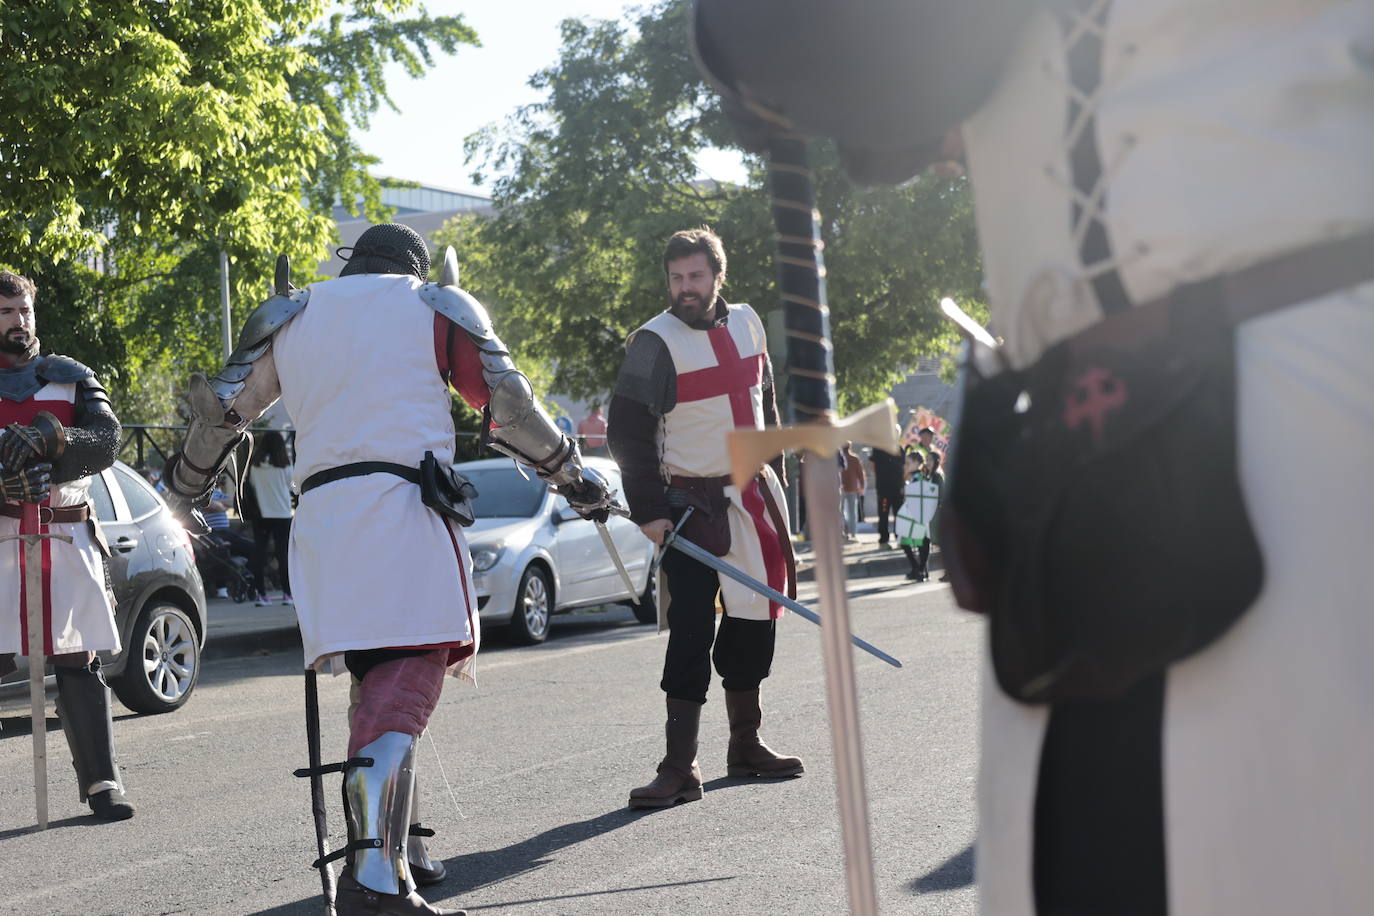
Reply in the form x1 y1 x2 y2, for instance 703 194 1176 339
1033 672 1168 915
251 517 292 595
876 493 903 542
660 547 776 705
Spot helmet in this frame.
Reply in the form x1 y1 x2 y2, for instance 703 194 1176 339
338 223 431 280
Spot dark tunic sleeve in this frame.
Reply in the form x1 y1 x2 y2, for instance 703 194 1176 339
607 330 676 524
53 375 121 484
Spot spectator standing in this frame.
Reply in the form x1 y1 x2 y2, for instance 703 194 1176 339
899 452 943 581
249 430 294 606
839 441 866 540
870 435 908 547
577 403 608 456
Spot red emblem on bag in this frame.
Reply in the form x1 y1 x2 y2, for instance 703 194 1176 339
1063 366 1127 446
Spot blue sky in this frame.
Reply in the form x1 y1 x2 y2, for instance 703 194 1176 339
355 0 745 195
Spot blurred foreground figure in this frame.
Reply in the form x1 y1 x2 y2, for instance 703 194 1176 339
165 225 608 915
692 1 1374 913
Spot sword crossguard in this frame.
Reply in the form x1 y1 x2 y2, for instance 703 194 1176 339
726 399 899 491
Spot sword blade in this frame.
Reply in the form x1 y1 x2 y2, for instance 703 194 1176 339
21 503 48 830
667 532 902 669
595 521 639 601
303 669 337 914
802 463 878 915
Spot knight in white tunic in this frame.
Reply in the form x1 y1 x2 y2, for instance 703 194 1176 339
690 1 1374 913
164 224 610 916
608 227 802 811
0 270 133 821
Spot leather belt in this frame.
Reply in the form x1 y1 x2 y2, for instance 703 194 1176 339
0 502 91 523
668 474 731 489
301 461 420 495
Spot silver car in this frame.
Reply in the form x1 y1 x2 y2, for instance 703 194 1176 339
460 456 657 644
0 460 208 716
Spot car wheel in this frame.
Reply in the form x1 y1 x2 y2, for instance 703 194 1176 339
112 602 202 715
510 565 552 645
631 570 658 625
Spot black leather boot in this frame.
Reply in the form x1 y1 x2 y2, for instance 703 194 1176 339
628 697 704 809
56 660 134 820
725 689 804 778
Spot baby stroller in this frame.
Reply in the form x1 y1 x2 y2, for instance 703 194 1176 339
190 529 256 603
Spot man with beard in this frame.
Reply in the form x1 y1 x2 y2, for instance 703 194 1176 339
0 270 131 821
164 224 609 915
608 227 801 810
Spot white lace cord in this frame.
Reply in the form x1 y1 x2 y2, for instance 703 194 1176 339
423 727 468 821
1039 0 1145 283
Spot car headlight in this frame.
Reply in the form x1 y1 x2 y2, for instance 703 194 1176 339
471 546 504 573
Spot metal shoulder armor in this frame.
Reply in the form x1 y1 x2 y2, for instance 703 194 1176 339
209 286 308 403
420 247 583 486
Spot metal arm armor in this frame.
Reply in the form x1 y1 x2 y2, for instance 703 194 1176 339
168 286 303 503
419 247 585 488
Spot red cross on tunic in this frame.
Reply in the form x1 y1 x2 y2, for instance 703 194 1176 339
674 325 764 428
669 324 786 615
0 394 76 656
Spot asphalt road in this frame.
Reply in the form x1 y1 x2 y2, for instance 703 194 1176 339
0 574 983 916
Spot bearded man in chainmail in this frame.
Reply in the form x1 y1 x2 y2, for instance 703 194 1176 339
164 223 610 916
0 270 130 821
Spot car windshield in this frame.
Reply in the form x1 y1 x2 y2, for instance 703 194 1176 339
459 466 548 519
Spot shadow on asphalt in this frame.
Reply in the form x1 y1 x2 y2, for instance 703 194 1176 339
910 841 975 894
248 808 732 915
0 812 101 841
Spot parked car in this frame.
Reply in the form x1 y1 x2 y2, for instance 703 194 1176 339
0 460 208 716
460 456 657 644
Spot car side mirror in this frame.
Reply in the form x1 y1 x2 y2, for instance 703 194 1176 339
554 505 581 524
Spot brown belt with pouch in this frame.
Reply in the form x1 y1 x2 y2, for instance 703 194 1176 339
667 471 796 600
0 502 91 523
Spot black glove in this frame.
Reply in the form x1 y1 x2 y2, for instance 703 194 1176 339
558 467 611 524
0 411 64 471
0 461 52 503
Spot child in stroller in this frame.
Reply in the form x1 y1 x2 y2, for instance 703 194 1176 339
191 529 256 603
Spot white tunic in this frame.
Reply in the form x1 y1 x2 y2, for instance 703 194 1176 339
0 381 117 656
272 274 479 678
962 3 1374 913
638 304 791 621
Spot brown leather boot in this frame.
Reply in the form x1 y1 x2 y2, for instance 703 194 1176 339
725 689 804 778
335 870 465 915
628 697 704 809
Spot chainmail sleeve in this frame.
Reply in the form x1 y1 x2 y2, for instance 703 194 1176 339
53 375 121 483
607 329 676 524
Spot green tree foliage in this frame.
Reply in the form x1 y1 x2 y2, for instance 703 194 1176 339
0 1 477 423
440 0 983 414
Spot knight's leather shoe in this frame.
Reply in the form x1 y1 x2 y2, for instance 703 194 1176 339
409 856 446 887
89 788 135 820
628 761 704 809
335 872 465 916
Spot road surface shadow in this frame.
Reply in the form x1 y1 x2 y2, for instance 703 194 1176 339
910 841 975 893
249 808 648 915
0 813 103 841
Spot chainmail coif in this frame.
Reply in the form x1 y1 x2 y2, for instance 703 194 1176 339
337 223 431 280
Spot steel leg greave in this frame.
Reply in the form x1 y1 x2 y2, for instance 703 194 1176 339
345 731 419 896
55 659 122 801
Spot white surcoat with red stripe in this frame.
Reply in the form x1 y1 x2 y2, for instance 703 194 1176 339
0 382 117 656
273 274 479 677
638 303 790 621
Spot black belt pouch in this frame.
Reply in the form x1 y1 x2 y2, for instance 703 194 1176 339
420 451 479 527
943 286 1264 703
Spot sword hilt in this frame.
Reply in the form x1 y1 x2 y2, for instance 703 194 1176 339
768 134 835 425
